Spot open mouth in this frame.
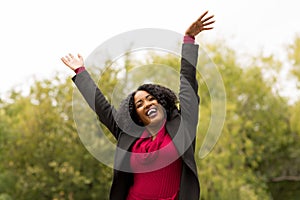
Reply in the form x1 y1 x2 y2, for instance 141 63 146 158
146 107 158 118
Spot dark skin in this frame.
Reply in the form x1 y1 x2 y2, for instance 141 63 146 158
134 90 166 139
61 11 215 139
185 10 215 37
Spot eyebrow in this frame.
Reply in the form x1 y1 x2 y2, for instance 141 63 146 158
135 94 152 105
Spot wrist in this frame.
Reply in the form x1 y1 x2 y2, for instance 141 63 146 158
183 35 195 44
74 66 85 74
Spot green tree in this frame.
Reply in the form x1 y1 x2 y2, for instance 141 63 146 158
1 36 300 199
0 74 113 199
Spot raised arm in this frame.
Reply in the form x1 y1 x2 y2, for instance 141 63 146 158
179 11 215 135
181 10 215 92
61 54 121 139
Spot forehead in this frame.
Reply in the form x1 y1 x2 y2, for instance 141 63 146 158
134 90 151 101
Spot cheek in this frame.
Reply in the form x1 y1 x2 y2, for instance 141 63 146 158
135 108 145 120
158 106 166 117
135 110 149 125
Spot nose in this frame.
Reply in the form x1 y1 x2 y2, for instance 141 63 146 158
144 100 152 109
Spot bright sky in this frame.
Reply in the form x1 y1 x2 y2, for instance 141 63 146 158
0 0 299 100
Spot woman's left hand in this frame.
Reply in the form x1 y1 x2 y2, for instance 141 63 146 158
185 10 215 37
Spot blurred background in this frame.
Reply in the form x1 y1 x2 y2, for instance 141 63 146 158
0 0 299 199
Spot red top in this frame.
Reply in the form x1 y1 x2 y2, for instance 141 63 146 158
126 121 182 200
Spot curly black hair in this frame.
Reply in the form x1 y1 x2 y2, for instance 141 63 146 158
115 83 178 133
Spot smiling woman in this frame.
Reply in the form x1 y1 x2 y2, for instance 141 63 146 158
61 10 215 200
133 90 166 132
127 84 178 137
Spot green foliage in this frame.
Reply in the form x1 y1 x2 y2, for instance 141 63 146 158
0 75 112 199
196 40 299 199
1 37 300 199
288 34 300 82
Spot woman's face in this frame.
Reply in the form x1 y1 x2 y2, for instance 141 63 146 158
134 90 166 128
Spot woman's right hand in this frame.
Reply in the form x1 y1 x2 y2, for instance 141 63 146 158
61 53 84 71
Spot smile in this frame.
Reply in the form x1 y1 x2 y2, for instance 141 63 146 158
146 107 158 118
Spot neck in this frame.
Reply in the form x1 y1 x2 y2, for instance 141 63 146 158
145 119 166 138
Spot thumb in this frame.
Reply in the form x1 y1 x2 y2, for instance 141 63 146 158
78 53 84 62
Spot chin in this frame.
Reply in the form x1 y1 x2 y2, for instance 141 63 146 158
149 115 165 127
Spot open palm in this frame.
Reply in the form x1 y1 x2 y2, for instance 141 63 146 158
185 11 215 37
61 53 84 71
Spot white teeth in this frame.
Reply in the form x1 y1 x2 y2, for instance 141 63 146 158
147 108 157 116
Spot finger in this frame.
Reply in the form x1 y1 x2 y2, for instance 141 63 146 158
61 57 67 62
201 15 214 23
78 53 84 61
202 27 214 31
69 53 74 59
65 55 71 61
203 20 215 27
197 10 209 21
61 57 69 65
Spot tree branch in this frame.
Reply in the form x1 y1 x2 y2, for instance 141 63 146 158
270 176 300 182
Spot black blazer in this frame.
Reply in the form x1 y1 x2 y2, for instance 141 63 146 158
72 43 200 200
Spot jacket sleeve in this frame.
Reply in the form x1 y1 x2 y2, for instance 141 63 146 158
72 70 120 139
179 43 200 140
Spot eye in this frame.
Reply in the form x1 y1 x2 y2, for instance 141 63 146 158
148 96 156 101
135 102 143 108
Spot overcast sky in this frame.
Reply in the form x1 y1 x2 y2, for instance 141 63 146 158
0 0 299 100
